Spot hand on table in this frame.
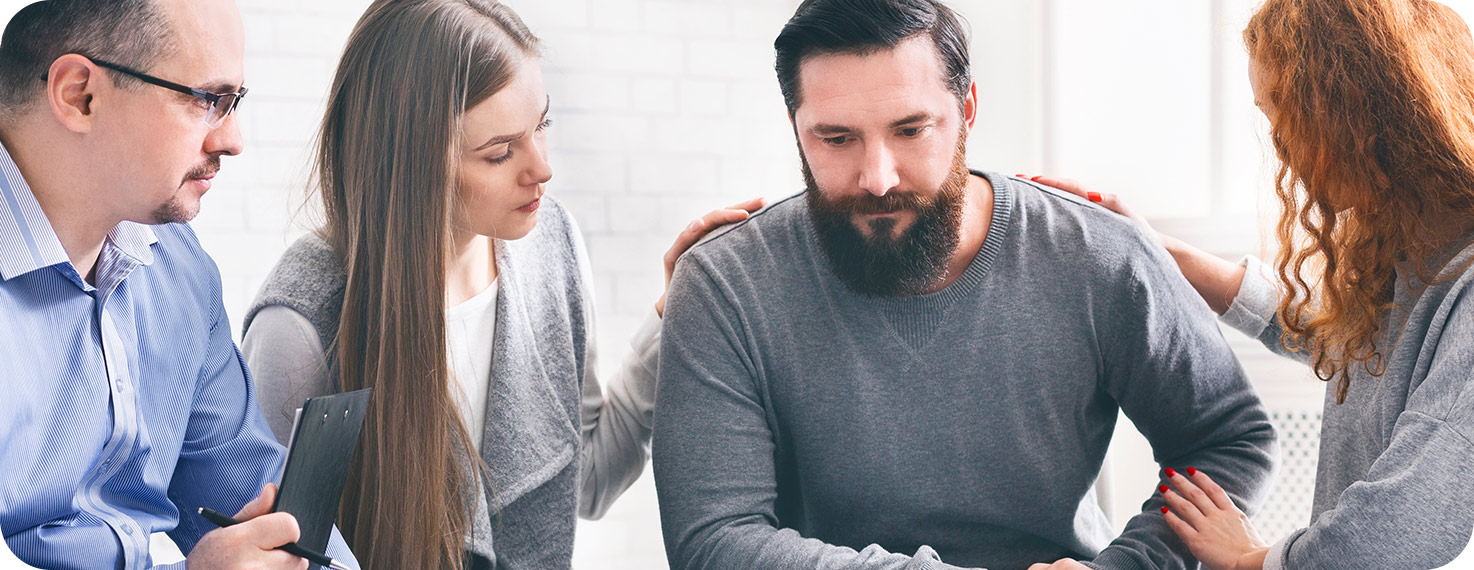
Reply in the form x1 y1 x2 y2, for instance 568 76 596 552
1160 467 1270 570
187 483 308 570
657 197 768 316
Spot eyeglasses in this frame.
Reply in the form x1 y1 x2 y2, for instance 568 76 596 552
43 57 248 129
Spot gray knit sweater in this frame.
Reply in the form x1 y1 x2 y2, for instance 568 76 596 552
1224 245 1474 570
653 172 1278 570
241 198 659 569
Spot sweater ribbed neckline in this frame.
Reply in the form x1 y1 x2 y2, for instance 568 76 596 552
867 170 1013 347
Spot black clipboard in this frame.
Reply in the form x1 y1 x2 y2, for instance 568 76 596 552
272 388 371 564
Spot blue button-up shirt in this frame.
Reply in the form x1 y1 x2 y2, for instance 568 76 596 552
0 141 357 570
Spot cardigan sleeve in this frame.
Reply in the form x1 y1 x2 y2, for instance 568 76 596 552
1220 255 1310 365
240 304 335 445
568 213 661 520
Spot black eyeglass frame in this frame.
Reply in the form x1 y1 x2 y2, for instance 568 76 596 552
42 57 248 129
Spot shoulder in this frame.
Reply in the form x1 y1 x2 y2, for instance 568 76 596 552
244 233 346 339
682 191 809 269
256 233 344 296
1008 176 1175 282
1010 177 1159 256
1421 245 1474 431
146 223 225 301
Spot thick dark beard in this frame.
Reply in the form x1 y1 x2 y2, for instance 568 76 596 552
152 155 220 224
804 131 970 296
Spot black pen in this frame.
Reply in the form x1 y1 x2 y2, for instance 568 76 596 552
197 507 352 570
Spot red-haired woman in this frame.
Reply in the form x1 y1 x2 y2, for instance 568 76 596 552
1036 0 1474 568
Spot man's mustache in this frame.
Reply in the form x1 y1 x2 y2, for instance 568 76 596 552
182 156 221 184
822 191 936 215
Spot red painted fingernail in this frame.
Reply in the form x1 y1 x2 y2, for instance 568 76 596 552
1015 173 1028 178
1165 468 1177 477
1187 467 1198 476
1030 175 1043 181
1161 506 1170 514
1158 484 1169 494
1087 191 1102 202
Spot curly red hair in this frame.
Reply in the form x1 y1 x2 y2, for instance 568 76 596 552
1245 0 1474 403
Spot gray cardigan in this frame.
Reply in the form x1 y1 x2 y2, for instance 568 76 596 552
241 198 660 569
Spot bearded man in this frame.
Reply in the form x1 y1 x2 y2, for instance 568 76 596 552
650 1 1277 569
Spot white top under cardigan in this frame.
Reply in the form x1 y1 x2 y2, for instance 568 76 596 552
445 280 499 453
241 283 662 521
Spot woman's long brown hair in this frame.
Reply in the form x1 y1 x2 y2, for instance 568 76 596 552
313 1 537 567
1245 0 1474 403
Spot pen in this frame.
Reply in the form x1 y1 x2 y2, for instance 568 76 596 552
196 507 352 570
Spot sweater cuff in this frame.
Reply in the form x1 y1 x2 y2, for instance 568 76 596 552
622 307 663 410
1261 530 1303 570
631 306 662 374
1081 548 1151 570
1220 255 1278 338
906 545 980 570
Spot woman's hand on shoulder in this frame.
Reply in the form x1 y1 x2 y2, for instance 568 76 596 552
1023 174 1155 237
657 197 768 317
1021 174 1247 314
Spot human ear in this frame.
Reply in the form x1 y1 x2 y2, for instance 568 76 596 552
45 54 101 134
962 81 978 131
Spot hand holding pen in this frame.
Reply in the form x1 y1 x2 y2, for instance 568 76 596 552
188 483 350 570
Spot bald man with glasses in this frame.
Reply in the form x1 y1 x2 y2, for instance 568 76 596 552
0 1 356 568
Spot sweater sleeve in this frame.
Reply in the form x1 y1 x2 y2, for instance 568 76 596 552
1262 293 1474 570
239 304 335 445
577 305 661 520
1220 256 1310 365
570 213 659 520
653 256 978 570
1086 241 1279 570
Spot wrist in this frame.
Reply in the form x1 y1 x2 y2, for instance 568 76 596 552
1232 547 1270 570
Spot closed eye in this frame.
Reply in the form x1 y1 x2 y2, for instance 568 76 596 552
487 146 513 164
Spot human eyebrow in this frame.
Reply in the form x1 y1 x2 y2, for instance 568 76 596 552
477 96 552 151
198 80 244 94
888 112 934 128
475 128 526 151
808 123 855 137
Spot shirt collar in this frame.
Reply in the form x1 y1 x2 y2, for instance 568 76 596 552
0 139 157 282
107 221 158 267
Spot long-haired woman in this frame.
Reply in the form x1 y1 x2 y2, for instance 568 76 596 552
239 1 761 568
1032 0 1474 568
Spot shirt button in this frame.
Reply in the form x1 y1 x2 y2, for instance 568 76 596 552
101 460 112 471
114 379 125 392
121 524 134 535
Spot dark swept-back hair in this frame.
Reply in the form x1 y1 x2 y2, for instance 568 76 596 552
773 0 971 115
0 0 175 112
315 0 538 568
